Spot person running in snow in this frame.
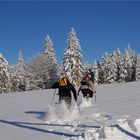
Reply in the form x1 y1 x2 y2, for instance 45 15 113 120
52 72 77 107
78 72 96 99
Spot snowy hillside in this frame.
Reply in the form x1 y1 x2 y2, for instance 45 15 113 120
0 82 140 140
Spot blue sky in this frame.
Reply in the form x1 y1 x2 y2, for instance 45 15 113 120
0 1 140 64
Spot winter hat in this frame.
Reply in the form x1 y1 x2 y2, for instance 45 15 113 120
82 72 89 80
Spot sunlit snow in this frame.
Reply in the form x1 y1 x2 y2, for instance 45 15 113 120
0 82 140 140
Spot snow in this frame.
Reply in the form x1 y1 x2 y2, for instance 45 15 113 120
0 82 140 140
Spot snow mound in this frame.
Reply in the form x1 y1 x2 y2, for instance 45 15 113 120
46 101 80 124
79 98 93 107
1 81 140 140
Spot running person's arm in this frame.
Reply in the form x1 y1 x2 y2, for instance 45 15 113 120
52 82 59 88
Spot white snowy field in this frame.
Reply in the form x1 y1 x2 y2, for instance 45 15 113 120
0 82 140 140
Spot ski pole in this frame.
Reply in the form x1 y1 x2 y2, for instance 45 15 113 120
93 91 96 102
50 89 57 105
95 94 96 102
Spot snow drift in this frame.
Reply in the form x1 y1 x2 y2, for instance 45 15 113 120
0 82 140 140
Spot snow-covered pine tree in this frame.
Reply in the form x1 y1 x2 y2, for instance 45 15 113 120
100 53 117 83
44 35 56 64
97 60 105 84
96 45 137 84
10 50 29 92
63 27 84 86
43 35 58 88
113 48 122 82
136 55 140 81
119 44 136 82
131 56 137 81
92 59 99 84
26 35 58 89
18 50 24 64
0 53 12 93
109 54 118 83
127 44 136 81
118 53 127 83
10 50 24 91
123 45 135 82
17 50 26 90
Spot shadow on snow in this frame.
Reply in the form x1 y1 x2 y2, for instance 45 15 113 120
0 110 140 139
0 119 79 137
0 119 140 139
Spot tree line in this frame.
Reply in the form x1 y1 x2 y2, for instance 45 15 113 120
0 28 140 93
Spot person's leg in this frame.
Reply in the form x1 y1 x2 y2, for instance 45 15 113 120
89 91 93 98
64 97 72 108
60 97 71 108
84 89 93 99
81 89 88 99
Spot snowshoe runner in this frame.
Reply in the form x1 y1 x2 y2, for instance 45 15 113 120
78 72 96 100
52 72 77 107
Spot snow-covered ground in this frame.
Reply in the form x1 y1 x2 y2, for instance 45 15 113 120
0 81 140 140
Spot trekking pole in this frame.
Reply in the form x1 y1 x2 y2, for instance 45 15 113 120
50 89 57 105
94 91 96 102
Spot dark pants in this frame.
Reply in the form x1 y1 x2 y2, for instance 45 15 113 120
81 89 93 99
59 97 72 108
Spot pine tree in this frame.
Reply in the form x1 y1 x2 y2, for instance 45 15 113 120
26 35 58 89
18 50 24 66
100 53 117 83
117 44 136 83
10 50 30 92
63 27 84 86
113 48 122 82
97 61 105 84
43 35 58 88
131 56 136 81
118 52 127 83
0 53 12 93
136 55 140 81
123 45 135 82
44 35 57 64
92 60 99 84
